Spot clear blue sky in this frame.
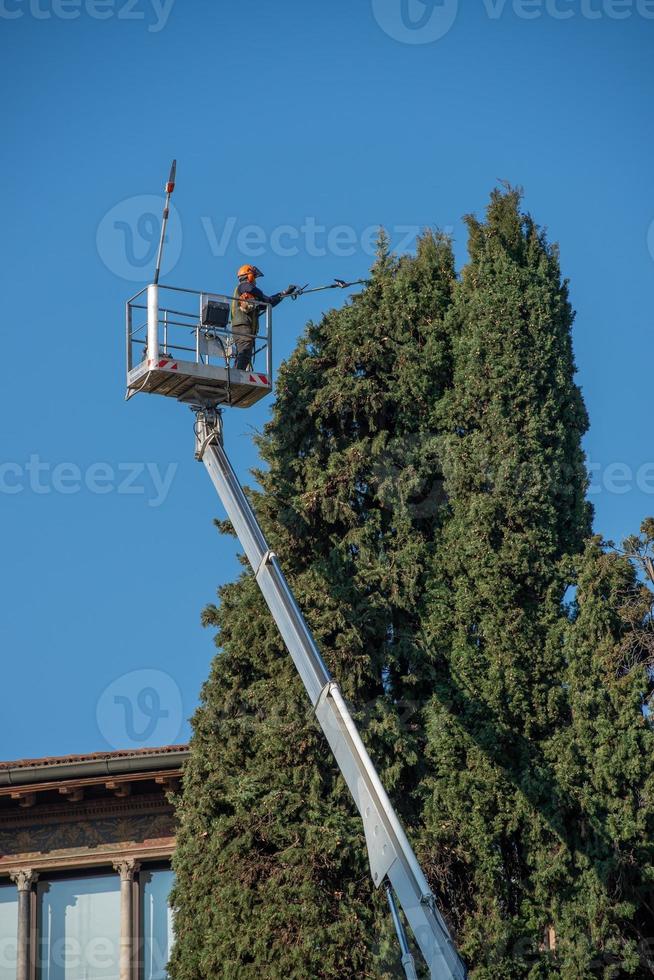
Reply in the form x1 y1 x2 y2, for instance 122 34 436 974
1 0 652 761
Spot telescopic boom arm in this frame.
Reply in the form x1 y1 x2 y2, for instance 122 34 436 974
193 407 467 980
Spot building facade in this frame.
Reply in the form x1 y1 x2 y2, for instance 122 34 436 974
0 745 188 980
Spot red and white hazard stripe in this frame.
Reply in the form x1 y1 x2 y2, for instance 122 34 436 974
149 357 178 371
248 373 269 386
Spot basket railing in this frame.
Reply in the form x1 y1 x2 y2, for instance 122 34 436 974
126 283 272 379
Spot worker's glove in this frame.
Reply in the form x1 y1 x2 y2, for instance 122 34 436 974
284 284 298 296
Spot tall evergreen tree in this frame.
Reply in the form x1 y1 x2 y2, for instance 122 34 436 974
171 187 654 979
170 232 457 979
420 188 592 977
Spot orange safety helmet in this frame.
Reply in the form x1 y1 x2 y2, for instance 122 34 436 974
237 264 264 283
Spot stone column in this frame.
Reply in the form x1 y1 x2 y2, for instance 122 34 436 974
9 869 38 980
113 859 140 980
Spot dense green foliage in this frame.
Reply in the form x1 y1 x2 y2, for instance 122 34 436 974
171 190 654 979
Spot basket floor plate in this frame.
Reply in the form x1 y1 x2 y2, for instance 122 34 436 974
127 359 271 408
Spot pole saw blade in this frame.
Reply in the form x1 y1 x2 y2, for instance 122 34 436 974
292 277 369 299
166 159 176 195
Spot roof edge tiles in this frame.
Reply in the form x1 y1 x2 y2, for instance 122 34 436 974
0 746 190 787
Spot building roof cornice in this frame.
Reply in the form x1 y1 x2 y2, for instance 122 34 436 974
0 745 189 786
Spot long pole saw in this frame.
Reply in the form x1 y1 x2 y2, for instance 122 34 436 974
153 159 176 286
290 277 368 299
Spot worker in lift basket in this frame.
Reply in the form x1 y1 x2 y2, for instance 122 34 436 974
231 265 297 371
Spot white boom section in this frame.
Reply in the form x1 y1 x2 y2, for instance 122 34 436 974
194 410 467 980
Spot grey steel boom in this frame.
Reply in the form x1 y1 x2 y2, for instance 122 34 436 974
193 408 467 980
